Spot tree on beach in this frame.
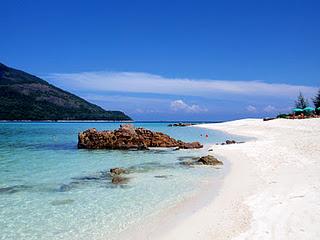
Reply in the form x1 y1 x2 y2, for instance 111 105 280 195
295 92 309 109
312 89 320 108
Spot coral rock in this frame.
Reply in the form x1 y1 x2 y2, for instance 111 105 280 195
78 124 203 150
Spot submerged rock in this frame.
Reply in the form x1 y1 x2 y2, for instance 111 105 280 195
179 160 197 166
50 199 75 206
78 124 203 150
111 176 129 185
177 156 199 161
168 122 195 127
128 162 174 173
219 140 244 145
73 176 100 181
0 185 32 194
59 184 73 192
154 175 173 178
0 186 18 194
63 169 130 188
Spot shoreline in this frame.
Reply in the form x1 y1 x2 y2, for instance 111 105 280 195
119 118 320 239
117 155 230 240
116 127 248 240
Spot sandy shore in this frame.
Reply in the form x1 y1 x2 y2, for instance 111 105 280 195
155 118 320 240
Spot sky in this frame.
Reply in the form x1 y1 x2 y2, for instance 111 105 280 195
1 0 319 120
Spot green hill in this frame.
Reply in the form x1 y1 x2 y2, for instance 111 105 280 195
0 63 131 121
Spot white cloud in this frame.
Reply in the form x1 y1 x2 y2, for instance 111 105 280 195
170 100 208 113
45 71 317 99
134 108 144 114
80 94 167 104
134 108 160 114
246 105 257 112
263 105 276 113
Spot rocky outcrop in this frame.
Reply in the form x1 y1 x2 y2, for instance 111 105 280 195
197 155 223 165
180 155 223 166
78 124 203 150
177 141 202 149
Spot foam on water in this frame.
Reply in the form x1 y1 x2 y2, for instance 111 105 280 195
0 122 244 240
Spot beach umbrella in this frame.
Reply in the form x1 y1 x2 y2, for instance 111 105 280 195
292 108 303 112
303 107 315 112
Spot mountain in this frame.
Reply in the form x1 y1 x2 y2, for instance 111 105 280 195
0 63 131 121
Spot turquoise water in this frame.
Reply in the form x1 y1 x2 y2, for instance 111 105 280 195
0 122 242 240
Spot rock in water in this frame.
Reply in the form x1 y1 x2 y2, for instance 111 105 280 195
58 184 72 192
197 155 223 166
111 176 129 185
110 168 127 175
77 124 203 150
179 160 197 166
177 141 203 149
168 122 195 127
225 140 236 144
220 140 243 145
179 155 223 166
50 199 75 206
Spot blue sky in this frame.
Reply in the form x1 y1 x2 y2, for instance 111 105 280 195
1 0 319 120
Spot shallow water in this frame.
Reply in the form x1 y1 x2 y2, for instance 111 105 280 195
0 122 244 240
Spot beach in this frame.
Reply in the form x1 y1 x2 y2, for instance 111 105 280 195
2 119 320 239
2 1 319 239
154 118 320 239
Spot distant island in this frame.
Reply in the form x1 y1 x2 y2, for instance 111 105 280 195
0 63 131 121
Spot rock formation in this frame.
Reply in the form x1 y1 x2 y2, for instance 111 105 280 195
216 140 244 145
78 124 203 150
225 140 237 144
109 167 129 184
110 168 127 175
180 155 223 166
197 155 223 165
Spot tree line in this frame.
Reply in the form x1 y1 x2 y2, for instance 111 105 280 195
295 89 320 109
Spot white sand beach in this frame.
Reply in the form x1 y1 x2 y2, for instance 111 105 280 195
155 118 320 240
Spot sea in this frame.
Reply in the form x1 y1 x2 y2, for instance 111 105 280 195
0 122 244 240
